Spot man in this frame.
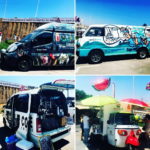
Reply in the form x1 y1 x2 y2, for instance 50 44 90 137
83 113 90 144
0 32 2 43
139 115 150 150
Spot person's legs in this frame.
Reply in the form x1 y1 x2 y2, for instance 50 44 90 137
84 129 89 144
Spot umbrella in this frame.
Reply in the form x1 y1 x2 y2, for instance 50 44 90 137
120 98 149 107
81 95 118 107
93 78 110 91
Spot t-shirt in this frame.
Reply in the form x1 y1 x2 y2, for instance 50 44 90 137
83 115 89 129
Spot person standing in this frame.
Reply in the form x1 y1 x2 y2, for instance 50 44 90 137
83 113 90 144
0 32 2 43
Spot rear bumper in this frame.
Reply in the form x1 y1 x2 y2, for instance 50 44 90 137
30 126 71 148
0 52 18 67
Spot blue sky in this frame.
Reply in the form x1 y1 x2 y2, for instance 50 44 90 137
0 76 74 87
0 76 75 97
76 76 150 103
0 0 74 18
77 0 150 26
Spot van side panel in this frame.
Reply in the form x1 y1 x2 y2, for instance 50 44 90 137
78 25 150 57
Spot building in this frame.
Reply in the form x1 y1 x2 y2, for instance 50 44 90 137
0 81 36 104
0 17 74 41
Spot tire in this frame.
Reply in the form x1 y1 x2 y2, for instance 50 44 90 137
88 50 103 64
3 118 7 127
137 49 147 59
18 59 31 71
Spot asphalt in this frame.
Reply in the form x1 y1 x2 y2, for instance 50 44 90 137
76 55 150 75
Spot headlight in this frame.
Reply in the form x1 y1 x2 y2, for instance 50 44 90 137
7 43 17 52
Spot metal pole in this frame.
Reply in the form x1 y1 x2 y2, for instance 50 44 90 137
3 0 7 18
35 0 40 18
112 82 115 98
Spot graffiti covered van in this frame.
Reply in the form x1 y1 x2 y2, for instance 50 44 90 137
77 24 150 63
1 22 74 71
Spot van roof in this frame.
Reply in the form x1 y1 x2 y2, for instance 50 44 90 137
89 24 150 28
35 22 74 32
14 88 40 95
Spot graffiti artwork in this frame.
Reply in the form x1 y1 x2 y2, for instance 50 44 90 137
77 24 150 62
103 25 150 48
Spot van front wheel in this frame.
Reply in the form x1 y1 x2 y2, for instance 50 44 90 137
88 50 103 64
137 49 147 59
18 59 31 71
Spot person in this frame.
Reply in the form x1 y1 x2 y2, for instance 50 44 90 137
80 115 84 140
0 32 2 43
83 113 90 144
139 115 150 150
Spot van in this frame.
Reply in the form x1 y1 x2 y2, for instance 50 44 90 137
77 24 150 63
3 81 74 148
1 22 74 71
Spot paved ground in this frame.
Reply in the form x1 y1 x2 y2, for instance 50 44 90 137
76 55 150 75
0 66 74 75
76 125 129 150
0 114 75 150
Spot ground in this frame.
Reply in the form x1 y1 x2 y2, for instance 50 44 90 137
0 114 75 150
76 55 150 75
0 66 74 75
76 125 130 150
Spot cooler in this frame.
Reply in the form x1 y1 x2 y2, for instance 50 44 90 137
16 140 34 150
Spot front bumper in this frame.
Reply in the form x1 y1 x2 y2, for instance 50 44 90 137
0 52 18 67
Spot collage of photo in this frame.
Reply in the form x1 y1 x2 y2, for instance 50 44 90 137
0 0 150 150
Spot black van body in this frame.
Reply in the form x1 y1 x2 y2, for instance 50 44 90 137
1 23 74 71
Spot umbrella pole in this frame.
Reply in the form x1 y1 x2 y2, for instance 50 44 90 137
112 82 115 98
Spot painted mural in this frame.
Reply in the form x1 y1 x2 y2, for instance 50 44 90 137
103 25 150 48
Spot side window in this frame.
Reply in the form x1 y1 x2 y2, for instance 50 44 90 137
55 33 74 45
6 97 14 109
86 27 105 36
14 94 29 113
34 32 53 46
145 28 150 37
108 114 114 124
30 94 40 113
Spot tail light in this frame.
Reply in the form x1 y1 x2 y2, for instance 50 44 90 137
36 118 42 133
136 129 142 135
118 129 128 136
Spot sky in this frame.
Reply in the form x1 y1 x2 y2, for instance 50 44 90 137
0 76 75 97
0 0 74 18
76 76 150 103
77 0 150 26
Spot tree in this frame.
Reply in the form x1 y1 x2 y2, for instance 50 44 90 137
76 89 92 101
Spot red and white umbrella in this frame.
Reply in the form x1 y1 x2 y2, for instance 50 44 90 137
120 98 149 107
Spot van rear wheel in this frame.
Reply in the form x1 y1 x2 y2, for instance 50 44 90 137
18 59 31 71
88 50 103 64
137 49 147 59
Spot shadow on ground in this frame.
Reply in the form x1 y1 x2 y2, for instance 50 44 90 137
77 55 140 64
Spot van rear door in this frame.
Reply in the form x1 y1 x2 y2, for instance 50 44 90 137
15 94 31 139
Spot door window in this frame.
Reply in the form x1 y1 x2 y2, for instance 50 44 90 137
55 32 74 46
33 32 53 46
6 97 14 109
86 27 105 36
14 94 29 113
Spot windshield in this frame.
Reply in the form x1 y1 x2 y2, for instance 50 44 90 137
115 113 137 125
20 30 40 42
